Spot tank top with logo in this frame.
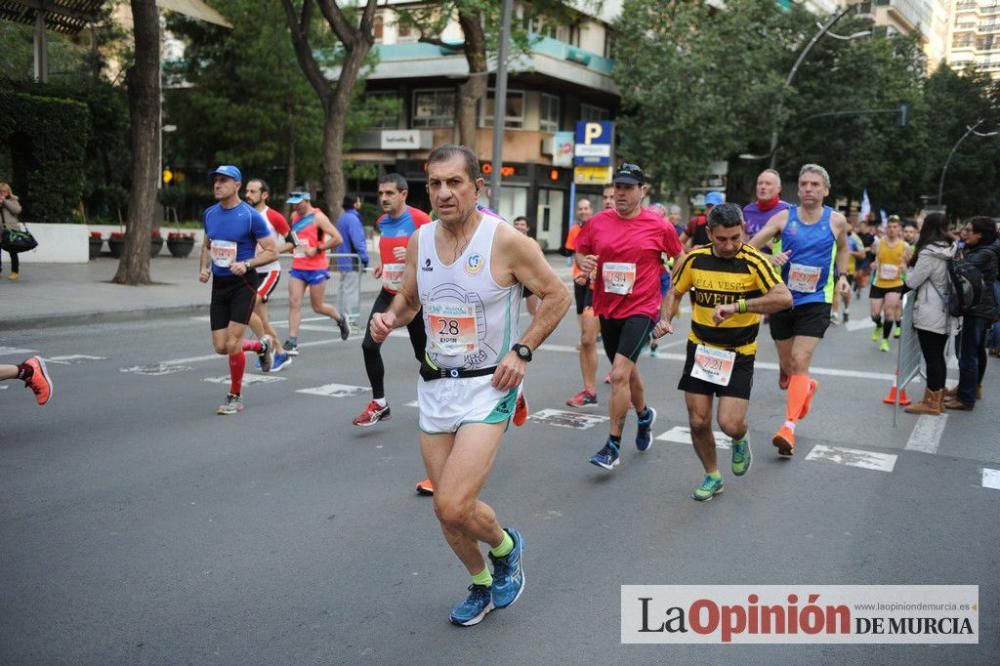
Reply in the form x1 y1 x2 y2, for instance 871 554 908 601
291 211 328 271
780 205 837 307
417 211 522 371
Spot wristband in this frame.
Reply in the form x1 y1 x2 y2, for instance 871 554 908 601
738 298 748 314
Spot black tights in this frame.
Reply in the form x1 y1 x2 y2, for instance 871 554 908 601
916 328 948 391
362 288 426 400
0 250 18 273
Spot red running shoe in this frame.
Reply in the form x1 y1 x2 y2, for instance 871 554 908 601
352 401 391 427
23 356 53 406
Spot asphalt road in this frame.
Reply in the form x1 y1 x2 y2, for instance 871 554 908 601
1 296 998 664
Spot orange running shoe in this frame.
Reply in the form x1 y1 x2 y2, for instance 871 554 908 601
416 479 434 496
798 379 819 420
513 392 529 426
772 425 795 457
23 356 53 406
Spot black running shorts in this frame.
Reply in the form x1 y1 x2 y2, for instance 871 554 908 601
678 341 755 400
769 302 832 341
599 315 655 363
574 281 594 315
210 272 262 331
869 284 905 299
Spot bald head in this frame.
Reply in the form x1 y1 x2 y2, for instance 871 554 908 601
755 169 781 203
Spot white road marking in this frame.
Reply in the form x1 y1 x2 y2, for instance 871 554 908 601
527 408 609 430
655 425 732 449
41 354 107 365
982 469 1000 490
203 374 285 385
805 444 898 472
845 319 875 332
405 400 419 407
0 384 8 390
904 414 948 455
296 383 368 398
537 344 895 381
120 364 194 376
0 346 37 356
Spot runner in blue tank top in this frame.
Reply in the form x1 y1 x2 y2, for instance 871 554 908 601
748 164 850 457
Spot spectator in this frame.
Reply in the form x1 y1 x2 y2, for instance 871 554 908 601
902 213 956 415
335 193 369 319
944 217 999 411
0 182 23 281
990 220 1000 358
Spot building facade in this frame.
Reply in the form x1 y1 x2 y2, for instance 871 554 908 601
850 0 951 69
946 0 1000 78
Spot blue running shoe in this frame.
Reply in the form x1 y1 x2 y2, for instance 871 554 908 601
271 351 291 372
636 406 657 452
692 475 725 502
589 440 620 470
489 528 525 609
449 584 494 627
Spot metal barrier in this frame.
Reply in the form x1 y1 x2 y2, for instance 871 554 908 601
328 252 364 323
893 292 922 426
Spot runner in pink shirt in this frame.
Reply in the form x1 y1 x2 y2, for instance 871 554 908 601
575 163 685 471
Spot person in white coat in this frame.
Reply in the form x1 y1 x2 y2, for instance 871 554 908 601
903 213 958 415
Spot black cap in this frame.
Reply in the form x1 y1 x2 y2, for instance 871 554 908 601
613 162 644 185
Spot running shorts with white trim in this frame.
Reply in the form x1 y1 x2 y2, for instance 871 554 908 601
417 375 518 434
256 269 281 303
574 281 594 315
210 272 262 331
599 315 655 363
677 341 755 399
769 302 832 341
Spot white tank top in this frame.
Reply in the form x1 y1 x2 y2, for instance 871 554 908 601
255 206 281 274
417 212 522 371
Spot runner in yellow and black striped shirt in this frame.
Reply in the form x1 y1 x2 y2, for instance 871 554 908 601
654 204 792 502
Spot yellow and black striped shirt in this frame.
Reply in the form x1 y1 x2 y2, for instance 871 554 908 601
672 244 782 355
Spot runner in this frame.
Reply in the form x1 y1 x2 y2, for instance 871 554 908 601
869 215 912 352
854 215 877 294
680 191 723 250
369 144 570 627
283 191 350 355
564 197 600 408
245 178 294 371
742 169 790 249
574 163 685 471
748 163 850 456
199 165 279 415
1 357 53 405
831 217 865 325
658 204 791 501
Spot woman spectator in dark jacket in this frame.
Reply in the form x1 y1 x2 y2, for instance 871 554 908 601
0 182 23 280
944 217 999 410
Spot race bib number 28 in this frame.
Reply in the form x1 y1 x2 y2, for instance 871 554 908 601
426 302 478 356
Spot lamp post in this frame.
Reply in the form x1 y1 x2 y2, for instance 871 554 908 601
938 119 999 205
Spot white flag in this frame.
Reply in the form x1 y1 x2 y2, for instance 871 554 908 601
880 209 888 227
859 189 871 221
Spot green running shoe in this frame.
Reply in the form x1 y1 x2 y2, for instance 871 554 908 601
692 475 725 502
731 437 752 477
894 325 901 339
871 326 881 342
879 338 890 353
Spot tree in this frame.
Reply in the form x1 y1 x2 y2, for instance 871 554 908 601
281 0 378 219
113 0 159 286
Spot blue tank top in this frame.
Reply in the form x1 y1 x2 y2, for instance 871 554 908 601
780 205 836 307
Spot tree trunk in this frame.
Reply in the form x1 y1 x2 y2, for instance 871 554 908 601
456 11 487 149
322 42 370 219
113 0 159 286
285 104 296 203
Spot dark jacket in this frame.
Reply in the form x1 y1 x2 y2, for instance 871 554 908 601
960 240 999 320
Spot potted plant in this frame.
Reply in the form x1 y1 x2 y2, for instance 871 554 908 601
89 231 104 259
151 228 164 256
167 231 196 258
108 231 125 258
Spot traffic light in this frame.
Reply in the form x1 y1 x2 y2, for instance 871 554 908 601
897 102 911 128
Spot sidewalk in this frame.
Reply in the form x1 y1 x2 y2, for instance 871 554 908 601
1 255 575 331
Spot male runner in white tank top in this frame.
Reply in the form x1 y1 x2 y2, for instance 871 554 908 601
370 144 570 627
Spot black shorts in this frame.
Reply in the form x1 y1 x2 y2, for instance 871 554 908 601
769 302 831 341
210 272 262 331
678 341 755 400
599 315 655 363
870 284 905 299
574 281 594 315
255 269 281 303
363 288 426 361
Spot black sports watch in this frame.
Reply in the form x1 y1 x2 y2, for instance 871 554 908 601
512 343 533 362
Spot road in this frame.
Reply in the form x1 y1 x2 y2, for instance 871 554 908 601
1 295 998 664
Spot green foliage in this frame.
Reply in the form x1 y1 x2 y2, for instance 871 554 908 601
0 89 89 222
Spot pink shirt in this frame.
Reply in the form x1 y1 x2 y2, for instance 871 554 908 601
575 207 684 320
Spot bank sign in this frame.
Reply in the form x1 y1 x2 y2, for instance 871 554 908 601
574 121 614 166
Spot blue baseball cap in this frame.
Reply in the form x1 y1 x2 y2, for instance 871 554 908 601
210 165 242 182
705 191 725 206
286 191 311 204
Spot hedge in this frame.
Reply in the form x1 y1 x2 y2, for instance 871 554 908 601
0 90 89 223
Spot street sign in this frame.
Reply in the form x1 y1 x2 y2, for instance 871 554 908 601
574 121 614 166
574 165 614 185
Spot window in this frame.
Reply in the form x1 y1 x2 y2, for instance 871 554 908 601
412 89 455 128
540 93 560 133
604 32 615 59
481 89 525 129
396 14 416 42
366 91 400 130
580 103 609 122
374 16 383 42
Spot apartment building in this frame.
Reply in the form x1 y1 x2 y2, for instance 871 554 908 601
850 0 951 68
947 0 1000 78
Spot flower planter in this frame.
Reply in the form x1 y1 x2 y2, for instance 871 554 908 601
108 236 124 258
167 236 195 258
151 236 164 256
89 236 104 259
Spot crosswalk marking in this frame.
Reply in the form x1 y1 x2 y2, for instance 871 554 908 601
204 374 285 385
120 363 193 376
0 346 37 356
805 444 898 472
905 414 948 454
655 425 732 449
41 355 107 365
982 469 1000 490
527 409 609 430
296 383 367 398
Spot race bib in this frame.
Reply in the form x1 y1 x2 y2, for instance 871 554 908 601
879 263 900 281
382 263 405 291
690 344 736 387
426 302 478 356
602 262 637 295
787 263 822 293
209 240 237 268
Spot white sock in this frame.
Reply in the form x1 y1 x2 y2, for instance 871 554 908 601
374 398 387 407
783 420 796 432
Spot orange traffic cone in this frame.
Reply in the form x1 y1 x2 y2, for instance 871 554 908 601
882 381 911 406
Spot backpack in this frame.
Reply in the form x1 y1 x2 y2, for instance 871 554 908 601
945 257 984 317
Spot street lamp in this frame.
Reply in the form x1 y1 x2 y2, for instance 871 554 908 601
937 119 999 205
